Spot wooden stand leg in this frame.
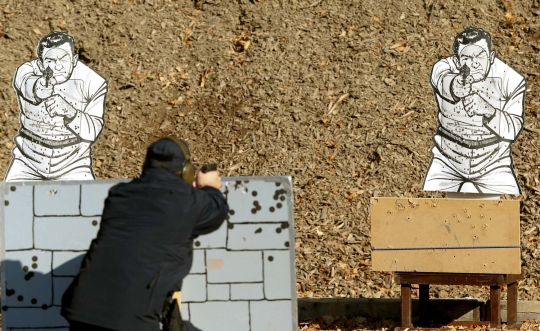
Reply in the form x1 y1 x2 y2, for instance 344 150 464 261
401 284 412 328
419 284 429 325
490 285 501 328
507 282 518 326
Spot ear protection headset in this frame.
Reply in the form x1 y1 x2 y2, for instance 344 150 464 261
147 137 196 185
165 137 196 185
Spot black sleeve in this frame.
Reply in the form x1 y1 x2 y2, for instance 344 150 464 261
193 186 229 236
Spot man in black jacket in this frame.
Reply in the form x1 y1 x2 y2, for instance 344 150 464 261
61 137 229 331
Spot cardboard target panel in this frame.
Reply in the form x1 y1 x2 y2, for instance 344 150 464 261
370 197 521 274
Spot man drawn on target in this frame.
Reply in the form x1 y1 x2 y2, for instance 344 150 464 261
4 31 107 181
422 27 526 194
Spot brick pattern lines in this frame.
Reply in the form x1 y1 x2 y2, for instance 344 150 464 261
1 178 296 331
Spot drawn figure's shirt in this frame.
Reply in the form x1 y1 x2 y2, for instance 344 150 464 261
430 57 525 175
12 60 107 177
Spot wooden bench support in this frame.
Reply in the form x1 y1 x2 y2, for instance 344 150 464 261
401 284 412 328
507 281 519 328
396 272 522 329
490 285 501 327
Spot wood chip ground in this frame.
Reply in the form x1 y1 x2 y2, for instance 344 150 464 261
1 0 540 329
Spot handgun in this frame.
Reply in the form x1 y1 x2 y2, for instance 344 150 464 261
459 63 474 116
200 163 217 173
459 63 470 85
44 66 53 88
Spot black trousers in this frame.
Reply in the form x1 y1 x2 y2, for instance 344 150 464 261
69 321 117 331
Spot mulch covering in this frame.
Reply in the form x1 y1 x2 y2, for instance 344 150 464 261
1 0 540 329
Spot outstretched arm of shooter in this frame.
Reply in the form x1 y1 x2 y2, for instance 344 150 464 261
193 163 219 189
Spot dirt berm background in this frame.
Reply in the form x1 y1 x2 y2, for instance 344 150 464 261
1 0 540 307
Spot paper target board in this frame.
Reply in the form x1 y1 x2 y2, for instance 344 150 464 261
5 31 107 182
422 27 526 194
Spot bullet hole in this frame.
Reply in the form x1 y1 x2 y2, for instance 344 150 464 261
2 306 7 311
268 256 274 262
6 289 15 296
228 223 234 229
228 209 235 215
285 241 290 247
10 186 16 191
255 227 262 234
32 263 38 269
4 200 9 206
277 203 283 209
281 222 290 229
23 266 29 272
276 228 282 233
32 256 38 262
17 295 23 302
92 220 98 226
269 207 275 212
273 194 278 200
25 272 35 281
280 196 285 201
252 191 258 197
194 241 201 247
275 182 281 187
49 189 57 195
31 298 37 304
41 304 48 310
251 201 261 214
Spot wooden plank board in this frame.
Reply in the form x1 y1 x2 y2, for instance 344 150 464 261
371 198 519 248
373 248 520 273
500 300 540 323
394 272 523 286
370 198 521 273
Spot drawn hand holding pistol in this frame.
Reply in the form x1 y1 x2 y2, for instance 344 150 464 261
33 66 77 120
451 63 496 118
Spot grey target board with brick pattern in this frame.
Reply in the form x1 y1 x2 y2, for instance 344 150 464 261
0 176 297 331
